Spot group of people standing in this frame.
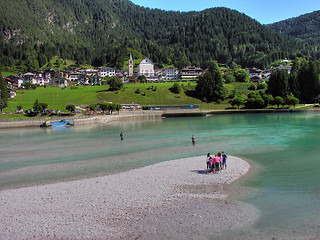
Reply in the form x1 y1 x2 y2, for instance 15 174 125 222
206 151 227 173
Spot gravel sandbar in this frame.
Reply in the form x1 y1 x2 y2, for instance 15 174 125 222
0 156 258 239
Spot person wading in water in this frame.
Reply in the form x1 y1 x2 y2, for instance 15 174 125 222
120 132 124 141
191 134 196 146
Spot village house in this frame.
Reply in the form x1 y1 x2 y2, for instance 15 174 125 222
115 70 127 81
164 68 179 80
246 67 263 83
99 67 116 78
68 72 81 83
49 71 69 87
3 77 17 98
21 73 37 87
50 77 68 87
86 69 99 76
275 65 292 74
181 66 203 80
154 68 164 81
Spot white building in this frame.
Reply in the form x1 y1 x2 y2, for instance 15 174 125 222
137 58 154 78
86 69 98 76
181 66 202 80
68 72 81 82
99 67 116 78
164 68 179 80
246 67 263 77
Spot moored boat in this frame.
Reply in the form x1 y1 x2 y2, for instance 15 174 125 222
40 119 74 128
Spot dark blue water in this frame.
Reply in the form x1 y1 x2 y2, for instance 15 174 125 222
1 113 320 239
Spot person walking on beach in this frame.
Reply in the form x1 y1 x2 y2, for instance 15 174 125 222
191 134 196 146
222 151 228 170
120 132 124 141
206 153 212 169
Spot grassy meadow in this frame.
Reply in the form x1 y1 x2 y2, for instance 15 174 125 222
1 81 312 120
4 82 239 113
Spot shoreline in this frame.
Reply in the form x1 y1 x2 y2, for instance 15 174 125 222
1 108 320 129
0 156 258 239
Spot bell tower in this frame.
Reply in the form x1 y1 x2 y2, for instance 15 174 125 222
128 52 133 77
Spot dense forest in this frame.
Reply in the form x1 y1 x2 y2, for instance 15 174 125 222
0 0 317 72
268 11 320 46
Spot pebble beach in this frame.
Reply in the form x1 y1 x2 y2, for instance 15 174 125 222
0 156 258 240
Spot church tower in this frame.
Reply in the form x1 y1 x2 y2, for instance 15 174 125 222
128 52 133 77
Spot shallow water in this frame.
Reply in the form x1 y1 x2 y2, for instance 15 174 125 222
1 113 320 238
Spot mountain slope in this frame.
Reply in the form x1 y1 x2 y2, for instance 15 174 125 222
268 10 320 45
0 0 313 72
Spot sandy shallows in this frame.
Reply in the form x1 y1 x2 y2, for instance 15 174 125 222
0 156 258 240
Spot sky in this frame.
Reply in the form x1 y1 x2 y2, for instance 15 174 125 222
130 0 320 24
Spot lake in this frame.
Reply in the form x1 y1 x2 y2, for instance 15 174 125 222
1 113 319 239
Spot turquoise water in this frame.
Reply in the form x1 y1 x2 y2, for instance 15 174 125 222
1 113 320 238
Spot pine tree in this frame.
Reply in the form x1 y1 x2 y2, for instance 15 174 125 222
298 60 320 102
0 74 9 112
195 61 225 102
289 58 303 99
267 69 290 98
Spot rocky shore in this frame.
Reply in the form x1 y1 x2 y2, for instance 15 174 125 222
0 156 258 239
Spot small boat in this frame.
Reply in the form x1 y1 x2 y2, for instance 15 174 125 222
40 119 74 128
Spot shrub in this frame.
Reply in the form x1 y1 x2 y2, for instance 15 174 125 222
89 104 97 111
33 99 48 112
170 83 182 94
108 77 123 91
135 88 141 94
273 96 284 108
257 82 267 90
66 104 75 112
223 74 236 83
244 97 265 109
248 84 257 90
234 69 250 82
229 97 244 109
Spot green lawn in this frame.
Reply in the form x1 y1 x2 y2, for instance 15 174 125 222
2 72 18 77
5 85 106 112
224 82 254 99
4 82 236 113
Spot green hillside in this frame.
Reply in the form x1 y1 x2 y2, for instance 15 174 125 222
0 0 313 73
268 11 320 46
4 82 254 113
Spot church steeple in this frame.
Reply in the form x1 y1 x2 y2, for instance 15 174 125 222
128 52 133 77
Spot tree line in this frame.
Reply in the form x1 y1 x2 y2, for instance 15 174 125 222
268 58 320 103
195 58 320 108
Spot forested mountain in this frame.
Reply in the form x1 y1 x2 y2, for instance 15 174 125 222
0 0 316 72
268 11 320 46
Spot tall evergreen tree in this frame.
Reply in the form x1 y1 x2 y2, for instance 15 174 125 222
289 57 303 99
0 74 9 112
298 60 320 102
195 61 225 102
0 74 9 100
267 69 290 98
